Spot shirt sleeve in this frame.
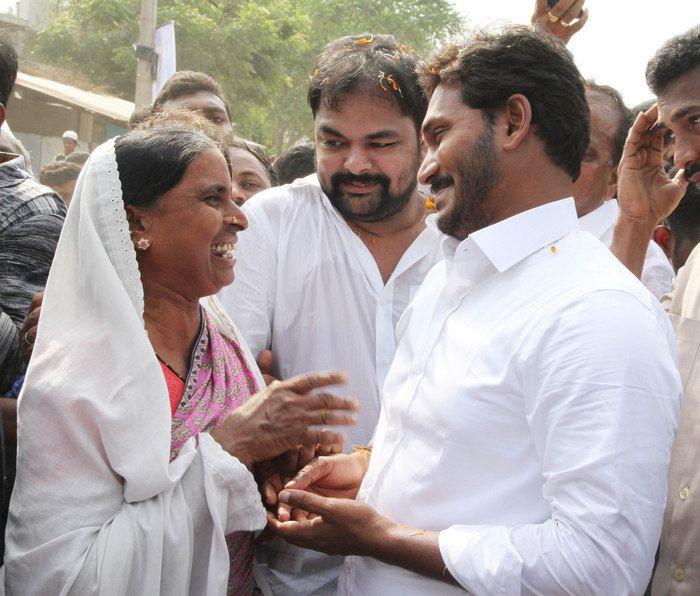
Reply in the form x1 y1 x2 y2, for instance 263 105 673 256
218 197 279 359
641 240 675 299
0 210 64 393
439 290 681 595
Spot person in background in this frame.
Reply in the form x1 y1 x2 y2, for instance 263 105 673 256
604 24 700 594
274 142 316 184
54 130 78 161
220 34 444 595
228 137 277 205
2 122 358 594
153 70 232 131
653 179 700 273
39 161 81 206
270 27 680 595
576 82 675 298
66 151 90 168
0 34 65 563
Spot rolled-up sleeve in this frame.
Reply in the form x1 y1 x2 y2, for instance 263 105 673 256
439 290 681 595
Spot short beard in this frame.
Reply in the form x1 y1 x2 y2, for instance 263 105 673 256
321 162 418 224
437 123 499 240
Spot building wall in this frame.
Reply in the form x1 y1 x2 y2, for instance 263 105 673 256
7 93 125 167
0 14 34 59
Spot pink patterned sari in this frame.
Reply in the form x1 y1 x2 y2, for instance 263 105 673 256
166 308 261 595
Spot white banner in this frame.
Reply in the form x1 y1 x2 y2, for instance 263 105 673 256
152 21 176 101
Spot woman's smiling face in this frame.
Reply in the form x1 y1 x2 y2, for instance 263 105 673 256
131 147 249 299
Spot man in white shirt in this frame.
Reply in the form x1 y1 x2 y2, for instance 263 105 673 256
575 82 674 297
219 35 443 594
269 28 681 594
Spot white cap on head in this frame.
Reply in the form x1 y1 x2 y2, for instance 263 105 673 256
62 130 78 142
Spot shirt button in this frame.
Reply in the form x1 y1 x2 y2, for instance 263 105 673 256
381 355 391 365
387 429 399 442
344 560 352 573
680 487 691 501
674 566 685 582
412 363 423 375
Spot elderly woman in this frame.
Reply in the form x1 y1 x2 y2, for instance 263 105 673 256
1 125 358 594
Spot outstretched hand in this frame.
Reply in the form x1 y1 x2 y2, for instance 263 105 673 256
211 370 358 467
531 0 588 44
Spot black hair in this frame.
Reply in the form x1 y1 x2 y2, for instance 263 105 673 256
631 99 655 115
585 81 633 167
227 136 278 186
153 71 231 121
274 142 316 184
646 26 700 95
419 27 589 181
0 35 18 107
115 126 221 209
308 34 428 132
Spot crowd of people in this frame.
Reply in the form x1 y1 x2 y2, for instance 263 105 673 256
0 0 699 593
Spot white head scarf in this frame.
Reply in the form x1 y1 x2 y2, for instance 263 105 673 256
2 138 266 594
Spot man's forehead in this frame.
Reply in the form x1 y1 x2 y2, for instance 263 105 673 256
422 85 473 133
658 66 700 125
314 94 413 137
164 91 227 112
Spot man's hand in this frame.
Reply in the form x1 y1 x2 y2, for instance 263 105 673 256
256 349 277 386
531 0 588 44
277 451 370 521
19 291 43 364
267 490 390 557
617 105 688 227
268 490 455 585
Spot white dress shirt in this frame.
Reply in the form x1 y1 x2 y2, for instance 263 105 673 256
219 174 444 594
340 198 681 596
579 199 674 298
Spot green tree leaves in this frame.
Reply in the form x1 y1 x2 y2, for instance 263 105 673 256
34 0 463 152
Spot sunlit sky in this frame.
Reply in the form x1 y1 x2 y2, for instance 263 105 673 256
453 0 700 107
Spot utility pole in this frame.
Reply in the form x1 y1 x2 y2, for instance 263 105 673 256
134 0 158 110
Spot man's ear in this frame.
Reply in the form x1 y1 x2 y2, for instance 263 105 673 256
605 167 618 201
653 225 674 261
501 94 532 152
0 104 6 129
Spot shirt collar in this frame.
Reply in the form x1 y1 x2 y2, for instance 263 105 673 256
457 197 578 273
578 199 619 240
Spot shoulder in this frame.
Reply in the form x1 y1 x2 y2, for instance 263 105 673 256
242 174 327 220
522 231 671 338
0 175 65 233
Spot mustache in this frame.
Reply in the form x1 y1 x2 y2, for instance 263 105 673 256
685 163 700 181
430 173 454 194
331 172 391 187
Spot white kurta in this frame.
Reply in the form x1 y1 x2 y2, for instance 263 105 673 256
341 198 681 595
219 175 443 594
579 199 675 298
1 140 267 595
